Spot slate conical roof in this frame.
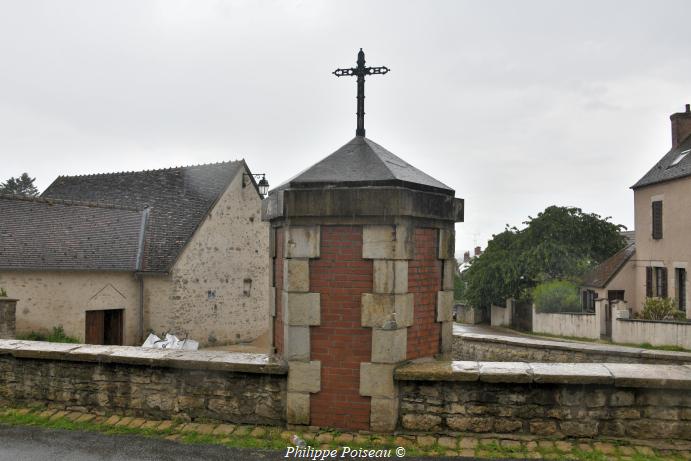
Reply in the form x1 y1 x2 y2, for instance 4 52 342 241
278 136 454 195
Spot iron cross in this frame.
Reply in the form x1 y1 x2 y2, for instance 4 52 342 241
333 48 390 137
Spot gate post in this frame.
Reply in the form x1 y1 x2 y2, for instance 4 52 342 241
262 137 464 431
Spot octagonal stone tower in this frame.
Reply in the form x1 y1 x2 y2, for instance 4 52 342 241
262 136 463 432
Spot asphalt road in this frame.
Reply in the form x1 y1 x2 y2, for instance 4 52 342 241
0 424 490 460
0 425 285 461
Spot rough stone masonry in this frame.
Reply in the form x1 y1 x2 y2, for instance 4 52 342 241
0 298 16 339
0 341 287 425
396 360 691 440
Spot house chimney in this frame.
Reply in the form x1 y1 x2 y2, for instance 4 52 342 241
474 246 482 257
670 104 691 149
463 251 470 263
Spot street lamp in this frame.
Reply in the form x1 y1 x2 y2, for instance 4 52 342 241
243 173 270 197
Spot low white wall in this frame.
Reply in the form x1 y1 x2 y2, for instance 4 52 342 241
613 318 691 350
457 305 484 324
491 304 510 327
532 307 599 339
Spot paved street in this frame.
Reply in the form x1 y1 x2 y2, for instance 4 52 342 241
0 424 483 461
0 425 285 461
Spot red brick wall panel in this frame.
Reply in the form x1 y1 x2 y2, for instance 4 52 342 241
309 226 373 431
407 228 441 359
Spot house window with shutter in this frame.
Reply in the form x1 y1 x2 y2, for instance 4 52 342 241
676 268 686 311
652 201 663 239
581 289 596 312
647 266 668 298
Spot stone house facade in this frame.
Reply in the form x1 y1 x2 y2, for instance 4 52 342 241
0 161 269 346
581 105 691 319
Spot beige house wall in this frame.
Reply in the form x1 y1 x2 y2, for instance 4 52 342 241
0 271 139 344
143 165 270 346
584 258 637 309
634 177 691 319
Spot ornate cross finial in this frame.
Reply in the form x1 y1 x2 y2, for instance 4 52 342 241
333 48 390 137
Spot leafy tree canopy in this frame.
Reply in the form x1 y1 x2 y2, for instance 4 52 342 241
0 173 39 197
463 206 627 309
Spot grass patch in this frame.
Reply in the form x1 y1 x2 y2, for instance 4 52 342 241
628 342 690 353
505 328 691 353
571 449 607 461
16 325 79 343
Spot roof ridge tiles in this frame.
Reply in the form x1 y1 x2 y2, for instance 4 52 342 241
56 160 242 180
0 193 144 212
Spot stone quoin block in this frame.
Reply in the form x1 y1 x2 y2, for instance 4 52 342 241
269 289 276 317
283 259 310 293
363 225 413 260
283 325 310 361
361 293 414 328
437 290 454 322
372 260 408 294
370 396 399 432
284 226 320 259
440 321 453 355
288 360 321 393
359 362 396 398
371 328 407 363
286 391 310 425
442 259 455 291
438 228 455 260
283 292 320 326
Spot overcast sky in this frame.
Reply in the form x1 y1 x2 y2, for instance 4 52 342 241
2 0 690 256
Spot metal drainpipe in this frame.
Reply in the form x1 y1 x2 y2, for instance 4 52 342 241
135 207 150 345
138 274 144 344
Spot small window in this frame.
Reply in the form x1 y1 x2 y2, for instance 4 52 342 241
670 149 691 167
652 201 663 240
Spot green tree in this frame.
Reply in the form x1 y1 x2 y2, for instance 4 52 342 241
0 173 39 197
464 206 627 309
533 280 581 313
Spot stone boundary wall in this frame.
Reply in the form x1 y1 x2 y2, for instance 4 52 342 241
396 361 691 440
454 332 691 365
0 299 16 339
0 340 287 425
532 308 599 340
613 318 691 350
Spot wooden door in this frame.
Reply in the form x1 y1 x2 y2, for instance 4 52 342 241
103 309 123 345
85 310 105 344
85 309 123 345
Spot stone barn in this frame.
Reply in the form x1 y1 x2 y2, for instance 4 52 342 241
0 161 269 347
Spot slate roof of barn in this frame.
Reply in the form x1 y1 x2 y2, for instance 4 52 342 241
41 161 245 272
0 194 146 271
581 242 636 289
274 136 454 195
632 134 691 189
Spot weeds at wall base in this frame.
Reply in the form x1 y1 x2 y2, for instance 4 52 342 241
0 406 683 460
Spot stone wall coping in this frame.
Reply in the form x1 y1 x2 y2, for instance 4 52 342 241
616 317 691 325
0 340 288 374
458 332 691 363
395 360 691 389
534 311 595 316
